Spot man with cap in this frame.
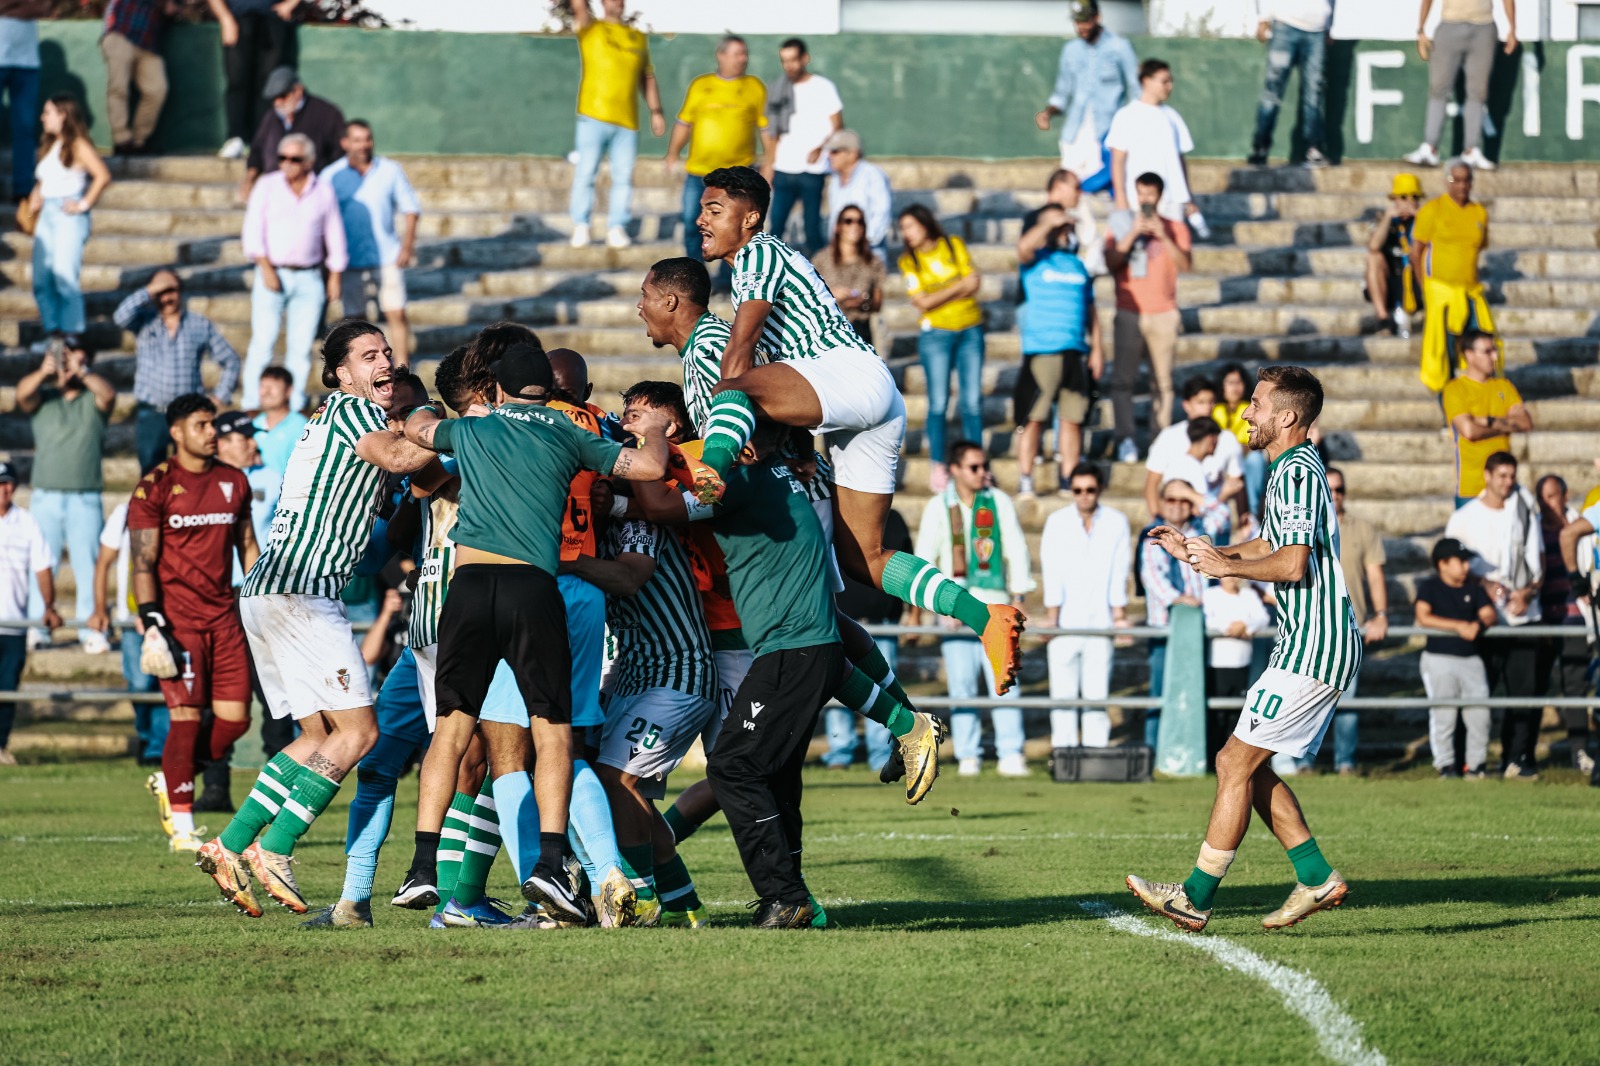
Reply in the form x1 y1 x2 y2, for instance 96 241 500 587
0 460 60 765
206 0 299 161
214 410 280 586
1413 537 1497 778
1247 0 1333 169
240 65 345 199
1365 173 1424 338
1034 0 1139 194
823 129 892 260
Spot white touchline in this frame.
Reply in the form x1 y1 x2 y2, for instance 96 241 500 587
1079 901 1387 1066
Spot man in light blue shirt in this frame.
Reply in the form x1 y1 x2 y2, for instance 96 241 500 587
823 128 892 262
215 410 280 587
250 366 307 477
323 120 421 362
1034 0 1139 194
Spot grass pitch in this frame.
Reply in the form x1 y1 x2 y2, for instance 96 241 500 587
2 760 1596 1065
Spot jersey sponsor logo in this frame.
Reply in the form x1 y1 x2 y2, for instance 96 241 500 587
168 511 238 529
418 557 444 584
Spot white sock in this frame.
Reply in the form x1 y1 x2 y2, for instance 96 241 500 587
172 809 195 835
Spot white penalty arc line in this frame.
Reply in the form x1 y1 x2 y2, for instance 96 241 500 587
1078 901 1387 1066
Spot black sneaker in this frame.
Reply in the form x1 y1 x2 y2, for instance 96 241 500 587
749 897 816 929
392 870 439 909
878 744 906 784
1247 150 1269 167
523 860 588 924
192 786 235 813
1437 767 1462 779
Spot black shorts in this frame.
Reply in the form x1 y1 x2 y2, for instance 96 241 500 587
434 564 572 724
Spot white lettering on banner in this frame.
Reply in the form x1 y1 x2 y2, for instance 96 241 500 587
1523 50 1541 137
1566 46 1600 139
1356 51 1406 144
167 512 236 529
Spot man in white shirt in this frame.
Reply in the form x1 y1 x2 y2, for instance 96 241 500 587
1105 58 1208 238
1041 463 1130 750
1143 376 1244 522
914 441 1035 776
763 37 842 255
324 120 421 362
1444 450 1544 777
1248 0 1333 168
823 128 892 259
0 461 62 765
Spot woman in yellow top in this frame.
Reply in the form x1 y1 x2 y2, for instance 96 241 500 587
1213 363 1265 521
897 204 985 492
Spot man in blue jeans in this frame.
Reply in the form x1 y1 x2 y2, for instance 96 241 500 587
0 461 61 765
0 9 39 202
1247 0 1332 168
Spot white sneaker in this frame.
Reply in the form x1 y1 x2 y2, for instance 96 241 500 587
997 754 1029 778
569 227 592 249
217 137 246 160
26 628 48 652
1186 210 1211 241
1016 474 1035 500
1392 305 1411 340
1461 147 1496 172
957 757 981 777
1403 143 1440 167
606 225 632 249
1116 438 1140 464
80 630 111 655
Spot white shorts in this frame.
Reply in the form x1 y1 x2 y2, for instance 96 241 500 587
342 263 407 316
788 347 906 495
1231 667 1343 758
702 647 754 754
598 688 718 800
413 642 438 732
240 594 373 720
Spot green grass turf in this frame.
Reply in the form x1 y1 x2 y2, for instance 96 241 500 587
2 761 1596 1065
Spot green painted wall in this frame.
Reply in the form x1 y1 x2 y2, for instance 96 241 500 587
31 24 1600 162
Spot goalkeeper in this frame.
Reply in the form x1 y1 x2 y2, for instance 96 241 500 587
127 395 261 854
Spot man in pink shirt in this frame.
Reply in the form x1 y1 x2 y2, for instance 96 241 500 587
239 131 347 412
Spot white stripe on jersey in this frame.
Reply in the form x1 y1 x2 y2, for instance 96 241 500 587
730 232 875 362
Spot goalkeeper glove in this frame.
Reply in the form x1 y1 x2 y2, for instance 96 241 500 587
137 603 181 680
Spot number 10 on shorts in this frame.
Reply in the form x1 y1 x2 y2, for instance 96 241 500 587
1249 690 1283 721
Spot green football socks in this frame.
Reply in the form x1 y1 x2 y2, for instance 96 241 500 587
258 764 341 856
835 666 915 738
700 390 756 476
219 752 300 853
451 777 502 907
433 791 474 913
1182 841 1236 911
880 550 992 635
853 641 913 708
1287 838 1334 887
655 853 703 912
618 844 658 902
663 803 699 843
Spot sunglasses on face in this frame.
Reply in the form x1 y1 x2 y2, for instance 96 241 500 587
1162 497 1190 505
839 217 865 227
962 462 990 472
278 154 306 164
154 288 180 298
1330 485 1346 494
828 147 849 154
1070 486 1099 496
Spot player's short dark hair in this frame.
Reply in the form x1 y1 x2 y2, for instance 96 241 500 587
1181 376 1216 402
260 366 294 387
463 321 540 403
392 369 429 409
1484 450 1518 473
703 165 771 225
946 439 985 466
1138 58 1170 82
1459 327 1497 352
649 257 711 308
320 318 386 389
1326 465 1345 484
433 345 473 414
1257 364 1324 426
780 37 807 55
1135 171 1166 196
1067 461 1103 488
166 392 216 427
622 380 693 434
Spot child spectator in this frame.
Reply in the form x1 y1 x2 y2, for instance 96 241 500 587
1413 537 1497 778
1203 574 1269 760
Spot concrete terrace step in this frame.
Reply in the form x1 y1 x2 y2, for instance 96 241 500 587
1233 219 1600 250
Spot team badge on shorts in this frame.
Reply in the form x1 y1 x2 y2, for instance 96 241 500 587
336 668 351 693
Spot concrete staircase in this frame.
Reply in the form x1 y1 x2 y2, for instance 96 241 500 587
6 154 1593 761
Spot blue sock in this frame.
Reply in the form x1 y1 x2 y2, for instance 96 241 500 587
340 732 415 903
491 771 539 884
568 759 622 887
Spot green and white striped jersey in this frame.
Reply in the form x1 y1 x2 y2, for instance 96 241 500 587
680 311 767 433
1261 442 1361 689
408 456 459 650
730 231 875 361
243 391 389 599
601 518 717 702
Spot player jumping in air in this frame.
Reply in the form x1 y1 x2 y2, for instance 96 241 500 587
688 167 1027 694
1128 365 1359 932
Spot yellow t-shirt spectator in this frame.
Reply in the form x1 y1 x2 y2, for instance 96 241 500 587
898 237 984 333
678 73 767 176
1213 402 1250 447
576 21 652 131
1413 195 1488 290
1442 373 1523 498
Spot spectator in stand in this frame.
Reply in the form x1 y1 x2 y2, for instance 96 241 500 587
568 0 665 250
116 270 241 474
898 204 985 493
915 441 1034 776
101 0 173 156
324 121 420 361
1536 474 1592 774
1318 466 1389 775
1041 462 1130 750
251 366 307 475
214 410 279 586
1019 168 1104 278
665 36 769 262
1144 376 1243 522
1559 485 1600 776
1405 0 1515 171
821 506 911 771
1158 421 1231 521
240 66 344 198
1415 161 1493 393
764 38 842 256
0 460 61 764
207 0 298 161
1034 0 1138 195
87 500 164 765
1442 329 1531 507
1446 450 1543 778
1138 478 1228 747
1366 174 1424 339
1106 172 1192 465
0 4 41 201
29 96 112 345
14 334 114 651
1414 537 1497 777
1015 217 1101 498
1203 574 1270 758
823 129 892 262
1106 59 1208 238
810 205 883 348
239 131 347 412
1213 363 1267 522
1248 0 1332 168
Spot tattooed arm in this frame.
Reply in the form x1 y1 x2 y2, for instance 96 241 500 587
131 526 161 607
